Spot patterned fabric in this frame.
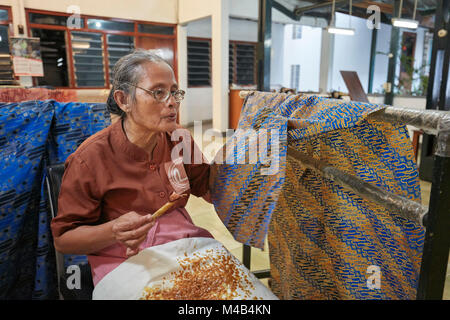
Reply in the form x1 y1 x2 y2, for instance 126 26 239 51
211 92 424 300
0 100 110 299
0 88 77 103
211 92 288 249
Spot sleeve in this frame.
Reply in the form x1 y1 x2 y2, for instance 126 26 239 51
183 132 211 198
50 154 102 238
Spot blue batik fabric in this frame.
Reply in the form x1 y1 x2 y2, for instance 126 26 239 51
0 100 110 299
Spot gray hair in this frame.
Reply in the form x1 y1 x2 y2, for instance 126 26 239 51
107 49 171 117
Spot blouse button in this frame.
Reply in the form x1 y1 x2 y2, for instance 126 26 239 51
159 192 166 198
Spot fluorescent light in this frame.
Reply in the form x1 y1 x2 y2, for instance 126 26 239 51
327 27 355 36
392 18 419 29
95 22 101 28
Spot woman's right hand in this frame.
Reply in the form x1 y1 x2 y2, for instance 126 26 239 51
111 211 155 255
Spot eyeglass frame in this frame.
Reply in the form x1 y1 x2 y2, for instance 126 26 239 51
122 82 186 103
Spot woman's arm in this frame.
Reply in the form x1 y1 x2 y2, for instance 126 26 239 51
54 211 155 255
53 220 116 255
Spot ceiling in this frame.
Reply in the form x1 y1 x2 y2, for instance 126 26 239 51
274 0 439 28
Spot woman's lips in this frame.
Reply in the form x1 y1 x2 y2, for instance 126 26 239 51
164 114 177 121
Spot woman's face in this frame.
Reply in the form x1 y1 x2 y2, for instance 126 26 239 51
126 61 180 133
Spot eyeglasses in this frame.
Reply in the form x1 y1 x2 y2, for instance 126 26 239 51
124 83 185 103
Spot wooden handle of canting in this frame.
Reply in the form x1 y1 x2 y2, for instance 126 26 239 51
151 201 176 220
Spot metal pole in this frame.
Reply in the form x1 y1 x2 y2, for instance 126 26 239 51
257 0 272 92
243 0 273 270
384 0 401 105
368 107 450 135
239 90 450 135
242 244 251 269
368 28 378 94
417 117 450 299
287 146 428 227
419 0 450 181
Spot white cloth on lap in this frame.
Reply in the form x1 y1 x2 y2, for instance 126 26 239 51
92 237 278 300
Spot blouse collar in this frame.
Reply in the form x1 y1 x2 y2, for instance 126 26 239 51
111 117 164 163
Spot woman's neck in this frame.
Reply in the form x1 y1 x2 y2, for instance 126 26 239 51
122 117 158 157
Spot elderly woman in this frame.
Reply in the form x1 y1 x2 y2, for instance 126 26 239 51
50 50 214 287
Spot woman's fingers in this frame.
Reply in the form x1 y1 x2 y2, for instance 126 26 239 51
126 247 140 258
114 219 154 242
123 233 148 250
113 212 153 233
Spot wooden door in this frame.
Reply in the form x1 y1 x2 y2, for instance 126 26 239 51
136 36 175 69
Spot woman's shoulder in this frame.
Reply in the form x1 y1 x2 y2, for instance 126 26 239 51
68 122 116 165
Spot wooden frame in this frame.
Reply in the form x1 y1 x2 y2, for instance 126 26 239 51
25 8 177 89
0 5 12 26
0 6 16 83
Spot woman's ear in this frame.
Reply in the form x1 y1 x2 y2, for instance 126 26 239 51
113 90 130 114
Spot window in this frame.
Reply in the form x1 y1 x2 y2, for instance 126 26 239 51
27 10 176 88
31 28 69 87
290 64 300 91
187 38 211 87
107 34 134 83
138 24 174 35
186 39 256 87
229 42 256 86
0 25 9 54
87 19 133 32
71 31 105 87
29 12 84 28
292 25 302 39
0 9 9 22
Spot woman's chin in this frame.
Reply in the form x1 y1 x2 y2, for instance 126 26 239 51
161 121 179 132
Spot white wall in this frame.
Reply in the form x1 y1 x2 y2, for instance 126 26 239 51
270 22 284 88
282 24 322 92
371 22 391 94
183 87 213 123
187 17 258 42
178 0 212 24
330 13 372 93
177 0 230 131
183 17 285 125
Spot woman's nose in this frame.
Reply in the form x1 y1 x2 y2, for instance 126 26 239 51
166 93 178 108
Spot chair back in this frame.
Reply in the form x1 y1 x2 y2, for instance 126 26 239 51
45 164 94 300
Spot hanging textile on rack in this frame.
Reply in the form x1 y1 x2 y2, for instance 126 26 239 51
210 92 288 249
210 91 425 300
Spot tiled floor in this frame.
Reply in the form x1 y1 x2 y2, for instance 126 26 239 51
185 123 449 299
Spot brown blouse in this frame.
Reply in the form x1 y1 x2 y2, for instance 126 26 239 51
50 118 213 285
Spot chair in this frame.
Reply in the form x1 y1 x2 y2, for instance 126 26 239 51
45 163 94 300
